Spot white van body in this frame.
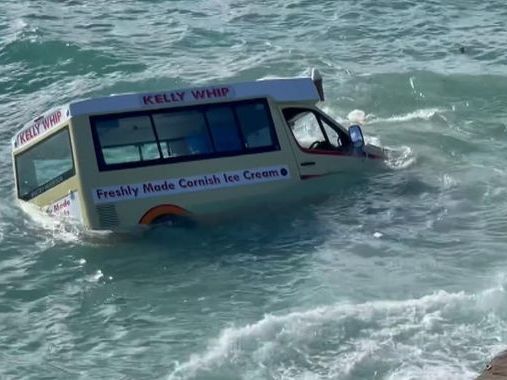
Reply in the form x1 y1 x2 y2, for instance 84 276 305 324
12 70 386 230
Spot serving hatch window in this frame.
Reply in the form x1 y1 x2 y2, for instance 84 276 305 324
153 110 213 158
205 107 243 153
15 128 75 200
91 99 279 171
235 103 275 149
94 115 161 165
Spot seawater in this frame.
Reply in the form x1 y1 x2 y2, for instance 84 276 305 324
1 1 507 379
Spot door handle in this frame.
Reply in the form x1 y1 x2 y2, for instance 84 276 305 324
301 161 316 166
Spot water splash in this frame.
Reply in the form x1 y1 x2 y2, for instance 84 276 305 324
347 109 367 125
385 145 417 170
369 108 446 124
168 289 500 380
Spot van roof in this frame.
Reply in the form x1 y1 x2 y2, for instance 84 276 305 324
12 75 321 152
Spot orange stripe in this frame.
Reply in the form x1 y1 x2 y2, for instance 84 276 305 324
139 204 190 225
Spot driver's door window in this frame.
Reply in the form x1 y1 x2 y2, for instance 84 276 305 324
321 118 342 148
288 111 326 149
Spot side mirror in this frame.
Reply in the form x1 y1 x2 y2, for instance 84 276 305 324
348 124 364 148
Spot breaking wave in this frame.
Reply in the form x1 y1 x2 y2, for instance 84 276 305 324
385 145 417 170
168 286 506 380
368 108 446 124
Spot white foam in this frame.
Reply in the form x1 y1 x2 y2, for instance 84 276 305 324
87 270 104 283
476 272 507 315
3 18 31 45
409 77 416 90
385 145 417 170
347 109 367 125
386 363 478 380
441 174 458 189
167 290 476 380
370 108 445 124
365 135 382 146
13 199 116 247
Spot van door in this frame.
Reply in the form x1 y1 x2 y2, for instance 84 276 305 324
282 107 365 179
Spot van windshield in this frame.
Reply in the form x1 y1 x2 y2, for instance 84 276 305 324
15 128 75 200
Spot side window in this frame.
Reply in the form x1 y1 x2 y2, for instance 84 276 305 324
283 108 349 149
94 115 161 164
91 99 279 170
321 118 342 148
153 111 213 158
16 128 75 200
235 103 276 149
205 107 243 152
285 110 326 148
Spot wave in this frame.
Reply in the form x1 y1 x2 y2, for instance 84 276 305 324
368 108 446 124
17 201 84 245
385 145 417 170
167 287 504 379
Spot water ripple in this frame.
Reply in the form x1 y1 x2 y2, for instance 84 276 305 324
2 0 507 378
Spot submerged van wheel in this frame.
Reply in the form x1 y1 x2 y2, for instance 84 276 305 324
150 213 195 228
139 204 193 227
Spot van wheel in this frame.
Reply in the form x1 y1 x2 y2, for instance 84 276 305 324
151 214 195 228
139 204 192 226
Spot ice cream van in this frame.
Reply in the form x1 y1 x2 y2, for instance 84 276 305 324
11 69 386 231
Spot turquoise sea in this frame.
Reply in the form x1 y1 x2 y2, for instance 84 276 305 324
2 1 507 379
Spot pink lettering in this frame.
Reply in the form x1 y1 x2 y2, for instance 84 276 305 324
206 88 218 98
191 89 206 100
142 87 230 108
159 91 187 103
190 87 231 101
51 199 70 215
